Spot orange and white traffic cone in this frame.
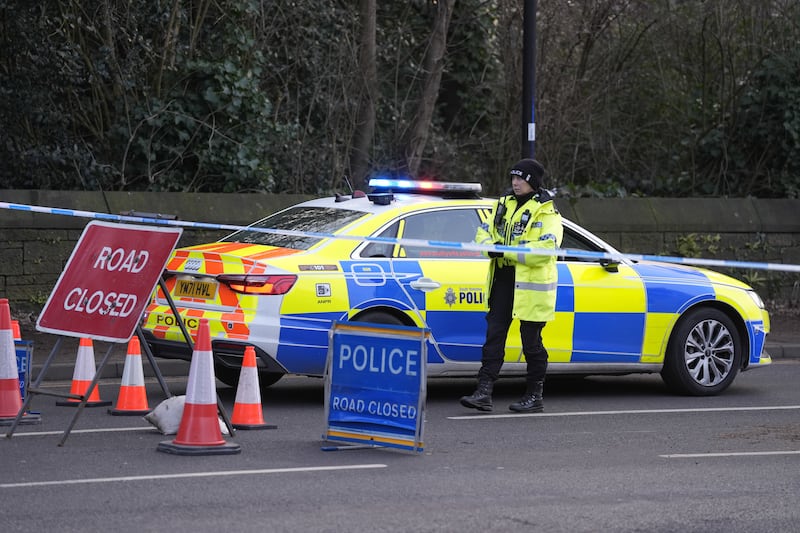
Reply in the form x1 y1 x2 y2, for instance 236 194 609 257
231 346 276 430
56 337 112 407
0 303 40 426
10 321 22 401
157 318 240 455
108 336 150 416
0 299 24 421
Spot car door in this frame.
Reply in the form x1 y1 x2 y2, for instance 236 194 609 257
546 226 647 363
361 206 498 363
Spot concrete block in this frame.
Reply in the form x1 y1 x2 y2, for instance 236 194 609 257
592 231 622 250
1 190 313 229
104 191 312 226
649 198 760 232
752 199 800 233
767 233 796 248
0 190 107 229
620 232 666 255
553 199 577 223
24 239 74 274
0 247 23 275
567 198 656 232
781 246 800 265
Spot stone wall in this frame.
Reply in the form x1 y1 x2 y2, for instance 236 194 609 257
1 190 798 312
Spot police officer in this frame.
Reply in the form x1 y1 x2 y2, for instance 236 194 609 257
460 158 563 412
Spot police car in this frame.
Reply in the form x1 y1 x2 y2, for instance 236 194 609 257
140 179 771 396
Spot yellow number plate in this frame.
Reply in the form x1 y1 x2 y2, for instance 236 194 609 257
174 279 217 300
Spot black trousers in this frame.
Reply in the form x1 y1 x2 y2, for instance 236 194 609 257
477 265 549 385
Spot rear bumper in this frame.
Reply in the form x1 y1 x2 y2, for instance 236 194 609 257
140 331 287 374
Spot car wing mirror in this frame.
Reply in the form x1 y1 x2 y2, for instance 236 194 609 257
600 259 619 273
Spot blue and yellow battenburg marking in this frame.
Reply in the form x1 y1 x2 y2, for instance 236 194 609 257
273 257 770 371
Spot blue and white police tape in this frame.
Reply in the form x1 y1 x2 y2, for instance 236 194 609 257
2 200 799 273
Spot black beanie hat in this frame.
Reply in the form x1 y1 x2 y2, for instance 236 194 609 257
509 158 545 187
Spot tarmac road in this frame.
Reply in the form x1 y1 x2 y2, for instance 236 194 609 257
1 360 799 532
12 309 800 383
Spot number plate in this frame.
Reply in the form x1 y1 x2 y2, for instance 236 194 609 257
174 279 218 300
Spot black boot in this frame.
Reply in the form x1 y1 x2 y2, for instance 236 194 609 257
460 380 493 412
509 381 544 413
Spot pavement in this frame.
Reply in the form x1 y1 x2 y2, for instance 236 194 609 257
764 340 800 360
13 313 800 384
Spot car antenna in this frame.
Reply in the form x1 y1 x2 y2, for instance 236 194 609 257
343 175 354 194
335 175 354 202
340 175 366 199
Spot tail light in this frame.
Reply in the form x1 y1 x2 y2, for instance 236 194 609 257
217 274 297 295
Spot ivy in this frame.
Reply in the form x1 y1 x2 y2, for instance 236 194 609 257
1 0 799 197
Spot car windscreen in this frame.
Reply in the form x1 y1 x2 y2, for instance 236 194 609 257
221 206 367 250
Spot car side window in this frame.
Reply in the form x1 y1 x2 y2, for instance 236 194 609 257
398 209 482 259
559 228 601 262
361 222 399 258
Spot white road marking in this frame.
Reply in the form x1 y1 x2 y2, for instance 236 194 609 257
449 405 800 459
0 464 388 488
660 450 800 459
7 427 155 437
448 404 800 420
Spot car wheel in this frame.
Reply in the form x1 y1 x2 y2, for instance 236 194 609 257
353 310 407 326
661 307 742 396
214 363 283 389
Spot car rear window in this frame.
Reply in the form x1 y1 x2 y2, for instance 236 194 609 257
222 206 367 250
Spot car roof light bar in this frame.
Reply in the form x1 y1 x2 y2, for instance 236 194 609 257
368 178 482 195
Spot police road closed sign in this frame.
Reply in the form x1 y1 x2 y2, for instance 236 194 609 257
37 221 182 342
324 322 428 453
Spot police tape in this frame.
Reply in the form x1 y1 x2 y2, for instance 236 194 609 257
2 200 799 273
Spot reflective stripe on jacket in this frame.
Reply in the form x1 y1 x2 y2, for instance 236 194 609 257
475 193 563 322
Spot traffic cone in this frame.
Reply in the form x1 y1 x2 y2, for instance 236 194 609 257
0 302 40 426
0 299 24 421
108 336 150 416
231 346 276 430
11 320 21 402
56 337 112 407
157 318 240 455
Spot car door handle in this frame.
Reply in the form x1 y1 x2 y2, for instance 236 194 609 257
409 277 441 292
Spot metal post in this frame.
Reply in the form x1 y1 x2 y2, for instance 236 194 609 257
522 0 538 158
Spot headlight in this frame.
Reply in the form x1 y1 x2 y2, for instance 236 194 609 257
747 290 765 309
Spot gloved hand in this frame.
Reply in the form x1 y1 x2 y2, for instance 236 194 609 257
488 241 503 258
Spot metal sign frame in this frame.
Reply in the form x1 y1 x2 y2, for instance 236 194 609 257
323 321 428 454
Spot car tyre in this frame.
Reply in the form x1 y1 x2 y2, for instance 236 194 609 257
661 307 742 396
214 362 283 389
353 310 407 326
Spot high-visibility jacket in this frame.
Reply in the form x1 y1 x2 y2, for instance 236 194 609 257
475 191 563 322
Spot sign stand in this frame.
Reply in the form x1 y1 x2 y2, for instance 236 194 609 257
2 221 232 445
5 324 178 444
5 298 235 445
323 321 428 454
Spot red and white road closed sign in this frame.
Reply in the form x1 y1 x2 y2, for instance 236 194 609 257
37 221 182 342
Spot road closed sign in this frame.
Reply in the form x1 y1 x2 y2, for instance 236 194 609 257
323 321 428 453
37 221 182 342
